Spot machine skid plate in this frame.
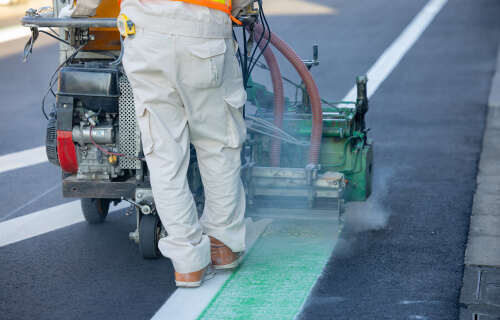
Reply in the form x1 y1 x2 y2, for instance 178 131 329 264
62 174 150 199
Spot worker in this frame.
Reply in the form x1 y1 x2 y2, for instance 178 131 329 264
60 0 254 287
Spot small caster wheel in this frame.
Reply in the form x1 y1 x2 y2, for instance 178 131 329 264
139 214 162 259
81 198 110 223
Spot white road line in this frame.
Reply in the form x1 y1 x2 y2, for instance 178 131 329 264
0 183 59 223
0 201 81 247
0 201 129 247
0 25 33 44
342 0 448 102
0 146 47 174
151 218 273 320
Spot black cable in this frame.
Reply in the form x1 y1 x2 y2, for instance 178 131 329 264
41 82 53 119
48 27 59 36
42 45 85 119
246 22 263 77
41 40 120 119
247 3 271 76
236 0 272 88
246 1 267 76
242 26 249 88
39 30 70 45
47 46 82 96
233 1 272 89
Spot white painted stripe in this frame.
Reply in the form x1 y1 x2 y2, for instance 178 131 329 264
0 183 59 223
0 146 48 174
0 25 33 44
342 0 448 102
151 218 273 320
0 201 129 247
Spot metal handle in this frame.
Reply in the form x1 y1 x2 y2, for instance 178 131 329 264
121 197 152 215
21 15 256 28
21 16 118 28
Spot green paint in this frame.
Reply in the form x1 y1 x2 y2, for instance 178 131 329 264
198 219 338 320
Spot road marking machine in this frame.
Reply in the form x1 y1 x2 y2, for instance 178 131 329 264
21 0 373 259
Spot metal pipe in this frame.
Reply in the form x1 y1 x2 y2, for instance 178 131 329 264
21 15 256 29
21 17 117 28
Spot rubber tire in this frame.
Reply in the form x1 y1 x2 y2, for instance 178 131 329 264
139 214 162 259
81 198 110 224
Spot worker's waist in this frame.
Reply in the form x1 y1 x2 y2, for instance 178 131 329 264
120 6 233 39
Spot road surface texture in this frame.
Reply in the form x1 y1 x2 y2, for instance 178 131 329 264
0 0 499 319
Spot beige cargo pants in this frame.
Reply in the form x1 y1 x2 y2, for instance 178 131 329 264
122 28 247 273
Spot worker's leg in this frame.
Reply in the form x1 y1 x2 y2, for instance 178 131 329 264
122 28 210 273
175 36 247 253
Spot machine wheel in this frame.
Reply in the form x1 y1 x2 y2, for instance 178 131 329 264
139 214 162 259
81 198 110 223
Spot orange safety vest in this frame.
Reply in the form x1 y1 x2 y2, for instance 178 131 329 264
118 0 242 25
171 0 242 25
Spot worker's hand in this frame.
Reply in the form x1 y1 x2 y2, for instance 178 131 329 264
58 0 102 18
232 0 254 18
58 0 76 18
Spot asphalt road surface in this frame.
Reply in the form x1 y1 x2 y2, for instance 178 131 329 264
1 0 499 319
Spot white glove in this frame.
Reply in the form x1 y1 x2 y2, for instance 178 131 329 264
58 0 76 18
232 0 255 18
58 0 101 18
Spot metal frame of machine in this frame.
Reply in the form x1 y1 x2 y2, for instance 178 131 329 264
21 0 373 259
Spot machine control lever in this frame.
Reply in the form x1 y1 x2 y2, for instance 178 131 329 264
303 44 319 70
121 197 153 215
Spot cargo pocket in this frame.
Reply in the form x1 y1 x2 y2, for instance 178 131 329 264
135 105 154 155
224 86 248 148
185 39 227 88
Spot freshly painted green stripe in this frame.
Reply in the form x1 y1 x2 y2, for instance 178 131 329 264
199 219 338 319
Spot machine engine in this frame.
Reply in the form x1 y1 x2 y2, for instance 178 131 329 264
46 63 143 180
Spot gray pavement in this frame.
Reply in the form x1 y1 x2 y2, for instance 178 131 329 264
460 42 500 320
299 0 500 318
1 0 500 319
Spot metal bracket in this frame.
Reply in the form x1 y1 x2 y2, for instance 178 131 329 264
22 27 39 62
121 188 155 215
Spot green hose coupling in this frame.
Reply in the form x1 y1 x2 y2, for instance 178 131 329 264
352 131 365 139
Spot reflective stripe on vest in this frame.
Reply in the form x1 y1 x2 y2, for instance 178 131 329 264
171 0 242 25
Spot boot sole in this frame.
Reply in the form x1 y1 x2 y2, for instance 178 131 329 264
175 266 215 288
213 252 245 270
